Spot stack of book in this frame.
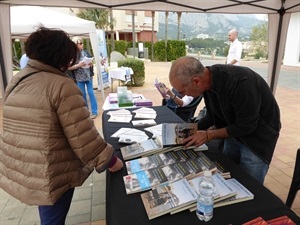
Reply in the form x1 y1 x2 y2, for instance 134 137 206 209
122 149 216 194
120 122 208 160
121 138 164 161
108 93 118 104
119 121 253 219
188 177 254 212
133 99 153 107
140 173 254 220
213 160 231 179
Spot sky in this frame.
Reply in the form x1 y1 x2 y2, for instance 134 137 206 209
255 14 268 20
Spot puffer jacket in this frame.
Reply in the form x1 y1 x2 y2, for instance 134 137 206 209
0 59 114 205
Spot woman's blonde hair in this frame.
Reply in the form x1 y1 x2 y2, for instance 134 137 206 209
72 36 83 45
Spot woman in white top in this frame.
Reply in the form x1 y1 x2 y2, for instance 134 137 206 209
163 85 194 111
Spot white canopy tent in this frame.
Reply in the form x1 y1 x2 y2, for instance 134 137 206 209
0 0 300 97
0 5 105 99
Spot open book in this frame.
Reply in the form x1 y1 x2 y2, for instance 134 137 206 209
154 78 168 98
161 123 198 146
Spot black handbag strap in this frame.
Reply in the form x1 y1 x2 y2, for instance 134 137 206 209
11 71 40 93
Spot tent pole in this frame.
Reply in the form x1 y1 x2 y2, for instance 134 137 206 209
0 36 8 90
132 11 136 59
270 1 285 93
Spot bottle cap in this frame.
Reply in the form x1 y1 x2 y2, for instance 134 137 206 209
204 170 212 177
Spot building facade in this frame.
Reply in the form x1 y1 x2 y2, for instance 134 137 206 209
112 10 159 43
283 12 300 67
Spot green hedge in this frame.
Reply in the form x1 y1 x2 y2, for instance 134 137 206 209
154 40 186 61
109 40 186 62
114 40 127 55
117 58 145 86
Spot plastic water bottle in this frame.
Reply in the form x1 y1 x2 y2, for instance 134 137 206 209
196 170 215 222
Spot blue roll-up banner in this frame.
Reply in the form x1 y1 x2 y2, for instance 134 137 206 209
96 29 110 88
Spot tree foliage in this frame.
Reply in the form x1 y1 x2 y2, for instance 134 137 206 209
185 38 227 56
77 9 114 30
250 21 268 59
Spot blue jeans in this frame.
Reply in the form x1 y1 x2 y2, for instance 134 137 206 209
38 188 74 225
223 138 269 184
77 79 98 115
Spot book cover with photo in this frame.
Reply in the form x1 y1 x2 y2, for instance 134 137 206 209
123 150 217 195
140 178 198 220
161 123 198 146
120 138 163 161
123 167 169 194
154 78 168 98
125 148 209 175
125 151 184 175
171 172 237 215
191 178 254 210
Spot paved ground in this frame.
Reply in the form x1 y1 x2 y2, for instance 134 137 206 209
0 58 299 225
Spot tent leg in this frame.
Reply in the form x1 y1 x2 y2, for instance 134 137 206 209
270 7 285 93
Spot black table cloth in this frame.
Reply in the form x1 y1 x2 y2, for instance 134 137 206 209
102 106 300 225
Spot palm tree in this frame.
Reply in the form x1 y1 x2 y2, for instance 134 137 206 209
77 9 116 56
177 12 182 40
151 11 155 61
77 9 112 29
109 9 115 51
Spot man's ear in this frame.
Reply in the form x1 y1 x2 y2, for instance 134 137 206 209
191 76 201 86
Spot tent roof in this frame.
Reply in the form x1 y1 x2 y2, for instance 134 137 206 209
10 6 96 38
1 0 300 13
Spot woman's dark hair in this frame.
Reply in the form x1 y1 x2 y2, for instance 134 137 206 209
25 26 78 72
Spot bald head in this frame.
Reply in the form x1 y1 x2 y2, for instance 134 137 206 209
228 29 238 42
169 56 205 87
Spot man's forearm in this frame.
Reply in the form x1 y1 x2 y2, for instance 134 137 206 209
206 127 229 141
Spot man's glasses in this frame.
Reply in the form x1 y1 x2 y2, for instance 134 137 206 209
77 42 83 45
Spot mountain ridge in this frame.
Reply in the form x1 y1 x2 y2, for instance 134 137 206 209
157 12 266 40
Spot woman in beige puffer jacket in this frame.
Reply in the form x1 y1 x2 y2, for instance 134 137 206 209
0 27 123 225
